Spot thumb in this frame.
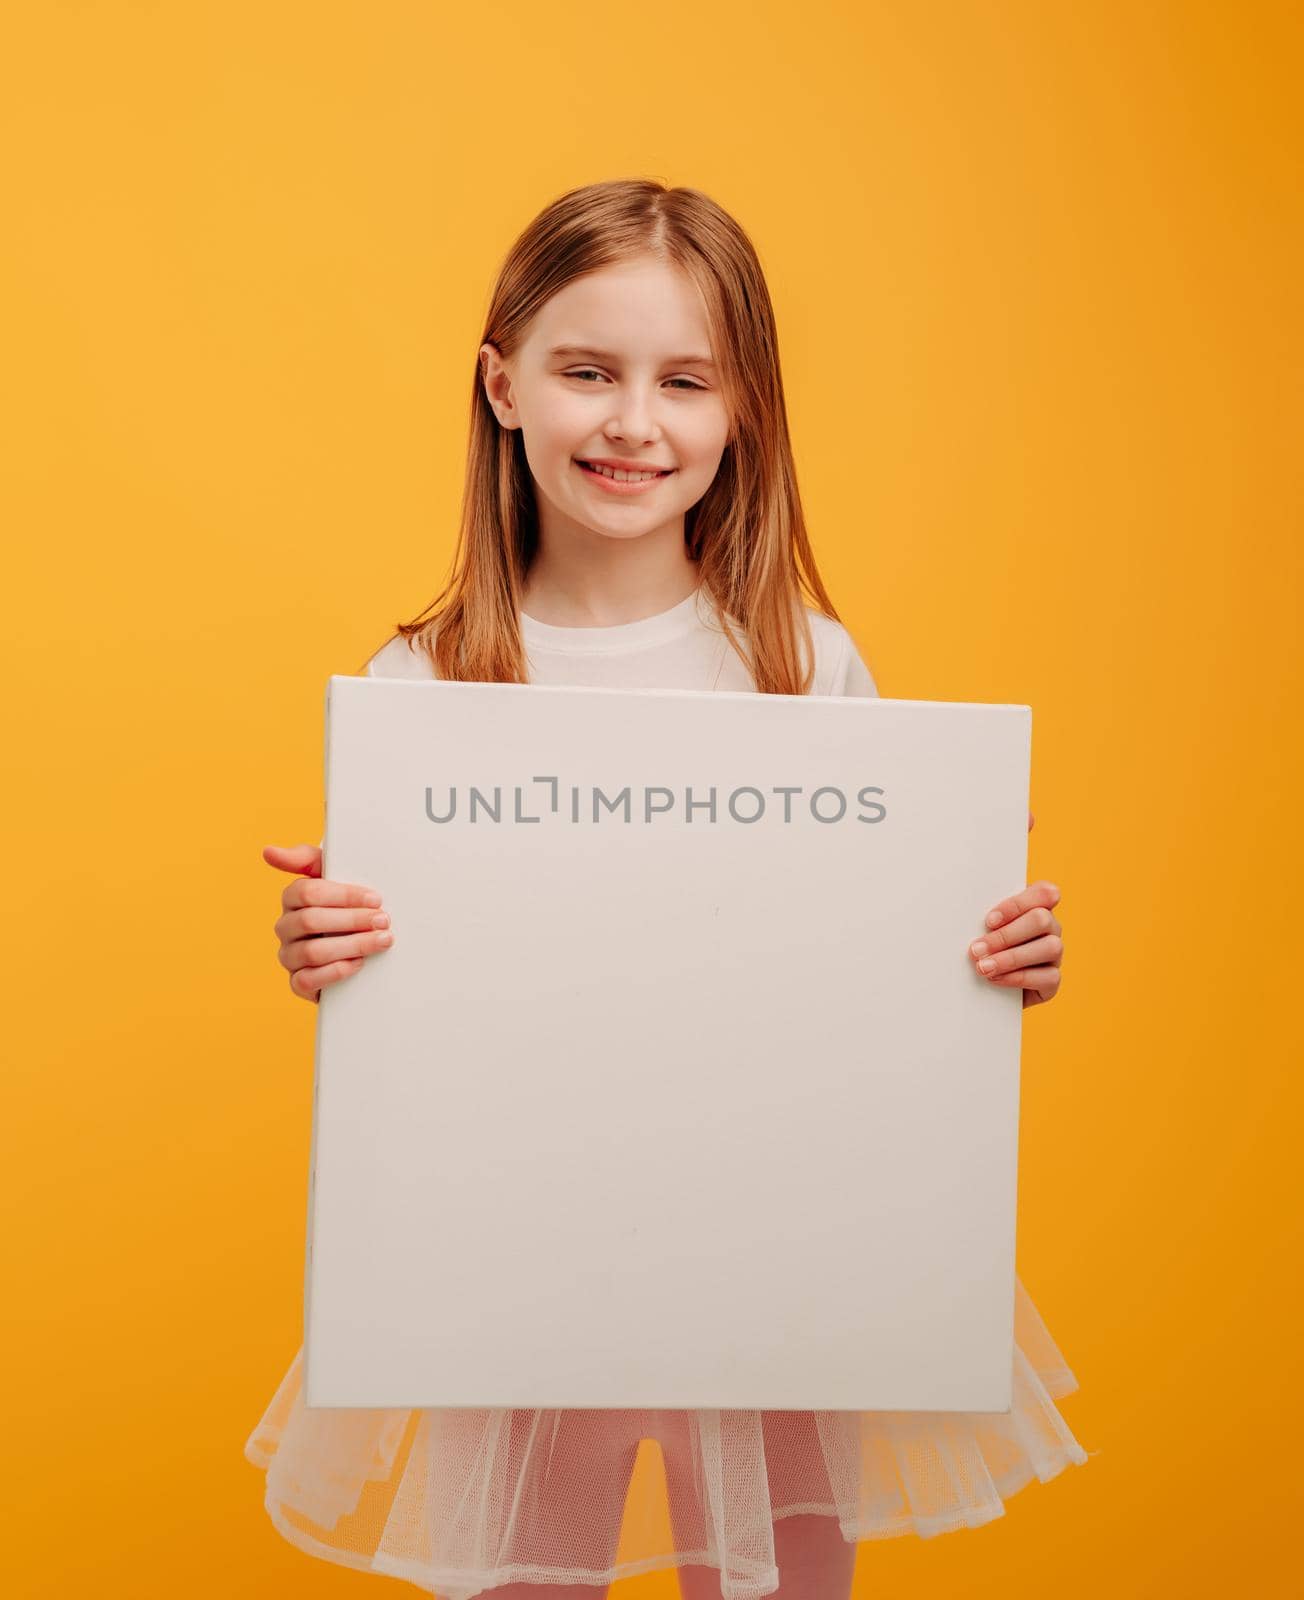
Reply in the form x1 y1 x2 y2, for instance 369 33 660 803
262 842 323 877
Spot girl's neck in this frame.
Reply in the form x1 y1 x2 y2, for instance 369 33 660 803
520 551 703 628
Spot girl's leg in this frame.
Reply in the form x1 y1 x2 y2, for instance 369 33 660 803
462 1408 639 1600
476 1513 856 1600
771 1512 856 1600
674 1513 855 1600
657 1407 857 1600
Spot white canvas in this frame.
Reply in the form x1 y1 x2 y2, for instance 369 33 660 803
304 676 1031 1413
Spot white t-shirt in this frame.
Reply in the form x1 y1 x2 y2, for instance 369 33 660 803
363 583 878 697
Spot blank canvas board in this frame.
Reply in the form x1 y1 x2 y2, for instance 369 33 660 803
303 676 1031 1413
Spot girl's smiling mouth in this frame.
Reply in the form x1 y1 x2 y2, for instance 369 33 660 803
575 457 676 494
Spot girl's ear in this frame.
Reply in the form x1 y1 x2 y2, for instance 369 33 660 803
479 341 519 430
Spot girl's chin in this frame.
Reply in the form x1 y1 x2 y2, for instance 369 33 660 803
574 518 666 542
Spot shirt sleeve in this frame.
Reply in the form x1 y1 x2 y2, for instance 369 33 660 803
837 633 879 698
361 634 436 680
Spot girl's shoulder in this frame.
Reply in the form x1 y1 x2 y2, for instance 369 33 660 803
801 607 878 699
362 633 438 680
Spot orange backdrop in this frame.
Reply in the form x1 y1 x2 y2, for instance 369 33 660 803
4 2 1300 1596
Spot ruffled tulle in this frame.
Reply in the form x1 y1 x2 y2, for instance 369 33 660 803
245 1273 1091 1599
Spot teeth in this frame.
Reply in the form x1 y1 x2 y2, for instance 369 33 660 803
585 462 663 482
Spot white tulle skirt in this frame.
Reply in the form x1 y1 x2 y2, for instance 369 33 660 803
244 1273 1091 1599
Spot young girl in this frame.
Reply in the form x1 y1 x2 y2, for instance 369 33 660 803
249 179 1086 1600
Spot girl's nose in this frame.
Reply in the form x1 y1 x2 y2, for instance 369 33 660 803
606 389 660 443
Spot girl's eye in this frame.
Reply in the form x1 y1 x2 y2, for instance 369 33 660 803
564 369 705 392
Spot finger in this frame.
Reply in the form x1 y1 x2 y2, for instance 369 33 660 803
279 926 394 975
982 879 1059 933
281 875 384 913
987 964 1062 1002
970 905 1061 960
290 957 364 1001
972 932 1062 978
264 843 323 877
276 904 391 944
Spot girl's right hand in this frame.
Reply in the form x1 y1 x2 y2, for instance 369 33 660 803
263 843 394 1004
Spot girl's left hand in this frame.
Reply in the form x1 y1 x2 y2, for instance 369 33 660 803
967 811 1064 1009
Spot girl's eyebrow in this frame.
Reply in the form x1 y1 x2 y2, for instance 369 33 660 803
547 343 717 369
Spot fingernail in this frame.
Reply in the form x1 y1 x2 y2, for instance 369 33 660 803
364 892 382 907
978 957 996 973
372 913 390 929
971 940 989 958
377 930 393 946
986 911 1002 928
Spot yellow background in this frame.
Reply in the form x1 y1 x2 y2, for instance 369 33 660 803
4 1 1300 1595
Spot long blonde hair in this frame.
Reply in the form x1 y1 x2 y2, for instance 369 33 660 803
372 178 846 693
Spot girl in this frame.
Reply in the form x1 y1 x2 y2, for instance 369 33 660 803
249 179 1086 1600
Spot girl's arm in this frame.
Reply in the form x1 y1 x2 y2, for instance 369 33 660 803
835 629 1064 1009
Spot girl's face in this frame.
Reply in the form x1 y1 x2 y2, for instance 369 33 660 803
480 256 732 547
